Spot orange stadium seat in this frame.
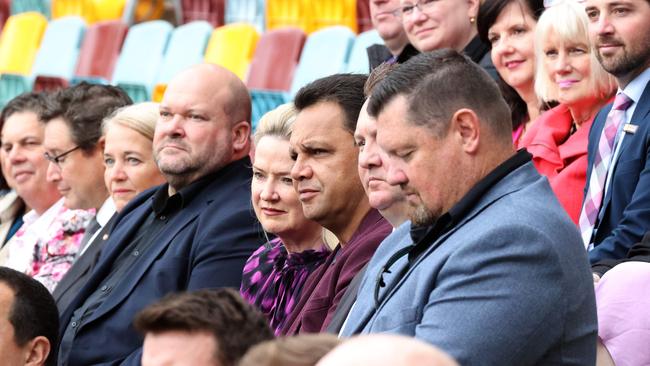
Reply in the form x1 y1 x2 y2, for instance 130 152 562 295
308 0 357 33
246 27 305 91
266 0 309 33
181 0 225 27
73 20 128 83
204 23 259 80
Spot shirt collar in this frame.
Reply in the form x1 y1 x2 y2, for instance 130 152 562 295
96 198 116 226
620 67 650 105
409 149 532 246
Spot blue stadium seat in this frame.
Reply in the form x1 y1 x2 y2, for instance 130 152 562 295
346 29 383 73
32 16 86 81
151 20 212 101
225 0 264 32
250 89 289 130
112 19 173 102
11 0 50 18
0 74 30 108
289 25 355 96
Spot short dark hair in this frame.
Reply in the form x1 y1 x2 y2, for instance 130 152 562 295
0 267 59 366
41 82 132 153
477 0 545 47
293 74 368 133
0 92 52 190
364 63 397 98
368 49 512 141
134 289 273 366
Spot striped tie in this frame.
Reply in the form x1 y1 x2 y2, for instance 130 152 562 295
579 93 633 249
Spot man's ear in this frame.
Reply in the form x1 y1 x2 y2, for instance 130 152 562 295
24 336 50 366
97 136 106 155
232 121 252 155
450 108 480 154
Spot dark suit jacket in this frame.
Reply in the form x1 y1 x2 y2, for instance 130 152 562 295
58 158 261 366
593 231 650 275
53 214 117 313
280 209 391 335
586 78 650 263
325 263 368 334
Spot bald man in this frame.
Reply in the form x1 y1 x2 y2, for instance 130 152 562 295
318 335 459 366
57 64 262 366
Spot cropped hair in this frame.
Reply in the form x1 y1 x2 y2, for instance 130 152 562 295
368 49 512 141
238 334 342 366
364 63 397 98
41 82 132 153
534 0 616 102
293 74 368 133
102 102 159 141
0 267 59 366
134 289 273 366
253 103 297 145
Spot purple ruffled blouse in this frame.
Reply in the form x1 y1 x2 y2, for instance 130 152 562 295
240 237 329 335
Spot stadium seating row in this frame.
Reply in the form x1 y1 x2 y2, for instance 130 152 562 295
0 13 383 127
0 0 374 34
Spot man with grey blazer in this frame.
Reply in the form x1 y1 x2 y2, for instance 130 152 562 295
339 50 597 365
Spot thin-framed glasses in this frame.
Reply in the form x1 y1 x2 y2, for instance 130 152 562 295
400 0 440 18
44 146 80 166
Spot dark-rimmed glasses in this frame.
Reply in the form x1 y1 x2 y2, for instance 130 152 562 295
44 146 80 166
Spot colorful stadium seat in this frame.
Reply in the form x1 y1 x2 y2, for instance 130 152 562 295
225 0 264 32
289 25 355 96
346 29 383 73
357 0 373 32
10 0 50 18
247 27 305 91
181 0 224 27
266 0 308 33
0 0 9 30
112 20 172 102
204 23 259 80
308 0 357 33
151 20 212 102
92 0 127 22
31 16 86 92
0 12 47 74
52 0 125 23
73 20 128 83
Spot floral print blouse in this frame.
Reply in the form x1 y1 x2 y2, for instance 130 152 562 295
240 238 329 335
6 200 95 292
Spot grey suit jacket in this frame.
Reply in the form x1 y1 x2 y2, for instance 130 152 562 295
341 162 597 366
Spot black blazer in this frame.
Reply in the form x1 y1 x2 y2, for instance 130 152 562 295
58 157 261 366
53 214 117 313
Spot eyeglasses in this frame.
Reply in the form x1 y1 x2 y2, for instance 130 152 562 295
44 146 80 166
399 0 440 18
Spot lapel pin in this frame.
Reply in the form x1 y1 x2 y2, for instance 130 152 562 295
102 234 109 240
623 124 638 134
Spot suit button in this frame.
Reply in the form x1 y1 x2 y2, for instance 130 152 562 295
133 250 140 257
101 285 108 292
71 321 77 328
159 215 166 220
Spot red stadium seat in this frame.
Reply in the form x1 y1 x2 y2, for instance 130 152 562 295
181 0 225 27
73 20 128 83
0 0 9 32
246 27 306 91
357 0 373 32
33 75 70 92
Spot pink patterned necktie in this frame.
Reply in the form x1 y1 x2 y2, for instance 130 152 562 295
579 92 633 249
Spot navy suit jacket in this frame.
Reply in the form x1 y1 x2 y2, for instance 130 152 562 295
58 157 262 366
586 79 650 263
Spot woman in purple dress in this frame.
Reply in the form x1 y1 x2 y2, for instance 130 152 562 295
241 103 329 334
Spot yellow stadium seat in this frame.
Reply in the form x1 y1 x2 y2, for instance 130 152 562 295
0 12 47 75
204 23 260 81
308 0 357 33
266 0 309 33
52 0 126 24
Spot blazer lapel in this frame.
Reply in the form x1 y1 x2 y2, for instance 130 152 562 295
83 198 209 325
370 164 537 321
